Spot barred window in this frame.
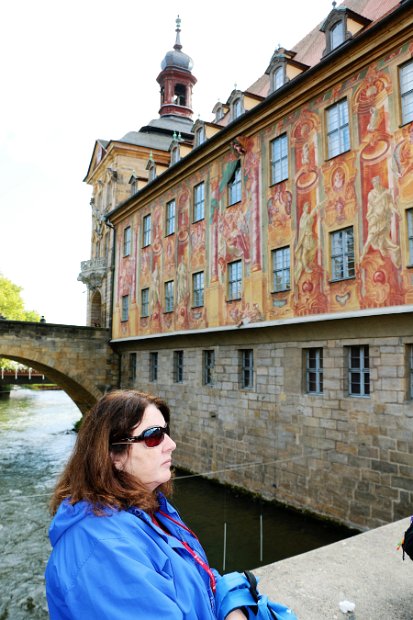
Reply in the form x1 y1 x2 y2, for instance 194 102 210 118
305 348 323 394
348 345 370 397
173 350 184 383
203 350 215 386
240 349 254 389
129 352 137 382
150 352 158 382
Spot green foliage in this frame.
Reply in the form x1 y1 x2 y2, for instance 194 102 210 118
0 274 41 370
0 274 40 322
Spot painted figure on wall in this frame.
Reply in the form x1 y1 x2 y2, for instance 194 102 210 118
149 262 160 314
362 176 401 268
294 202 318 281
177 259 189 304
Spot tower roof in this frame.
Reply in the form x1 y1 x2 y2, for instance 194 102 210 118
160 15 193 72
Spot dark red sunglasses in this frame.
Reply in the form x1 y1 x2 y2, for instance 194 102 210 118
111 424 170 448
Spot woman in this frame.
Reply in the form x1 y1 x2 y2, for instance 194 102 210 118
45 390 246 619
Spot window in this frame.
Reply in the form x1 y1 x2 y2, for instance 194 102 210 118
228 260 242 300
192 271 204 307
121 295 129 322
123 226 132 257
331 227 355 280
272 247 290 291
195 126 206 146
129 352 137 382
270 134 288 184
326 99 350 158
407 209 413 265
330 20 345 50
400 59 413 125
166 200 176 236
348 345 370 397
240 349 254 389
141 288 149 317
150 352 158 382
409 345 413 400
165 280 174 312
305 348 323 394
272 66 284 91
193 182 205 222
170 145 180 165
228 162 242 206
143 214 151 247
203 350 215 386
130 178 137 196
232 98 243 120
173 350 184 383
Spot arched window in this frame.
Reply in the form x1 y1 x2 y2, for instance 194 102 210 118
232 98 243 120
174 84 186 106
330 20 345 50
272 66 284 91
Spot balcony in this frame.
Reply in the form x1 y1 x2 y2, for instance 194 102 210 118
78 257 108 290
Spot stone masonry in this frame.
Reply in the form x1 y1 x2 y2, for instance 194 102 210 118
116 310 413 530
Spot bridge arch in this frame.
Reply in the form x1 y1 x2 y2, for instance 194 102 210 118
0 321 119 414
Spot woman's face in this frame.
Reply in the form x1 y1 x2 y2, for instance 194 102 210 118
112 403 176 491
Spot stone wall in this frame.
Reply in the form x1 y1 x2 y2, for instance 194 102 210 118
117 311 413 529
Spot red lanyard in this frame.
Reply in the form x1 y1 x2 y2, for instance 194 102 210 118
153 511 217 593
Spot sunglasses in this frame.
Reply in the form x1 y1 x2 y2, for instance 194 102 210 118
111 424 170 448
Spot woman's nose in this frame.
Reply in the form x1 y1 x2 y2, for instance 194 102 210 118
165 433 176 451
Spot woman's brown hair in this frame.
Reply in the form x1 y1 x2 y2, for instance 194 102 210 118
50 390 172 515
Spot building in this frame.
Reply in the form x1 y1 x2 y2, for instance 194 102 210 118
81 1 413 529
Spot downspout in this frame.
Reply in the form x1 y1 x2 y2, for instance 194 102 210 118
105 218 121 388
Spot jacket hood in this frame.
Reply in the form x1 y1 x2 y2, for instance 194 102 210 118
48 499 113 547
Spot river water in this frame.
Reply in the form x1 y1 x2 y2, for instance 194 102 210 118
0 388 355 619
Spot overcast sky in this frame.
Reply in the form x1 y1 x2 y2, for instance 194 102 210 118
0 0 331 325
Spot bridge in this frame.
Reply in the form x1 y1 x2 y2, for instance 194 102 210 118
1 369 52 385
0 320 119 413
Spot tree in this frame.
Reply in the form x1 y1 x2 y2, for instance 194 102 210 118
0 274 41 370
0 274 40 321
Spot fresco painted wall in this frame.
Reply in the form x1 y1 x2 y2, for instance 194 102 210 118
112 39 413 339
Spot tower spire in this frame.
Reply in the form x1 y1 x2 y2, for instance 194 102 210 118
174 15 182 51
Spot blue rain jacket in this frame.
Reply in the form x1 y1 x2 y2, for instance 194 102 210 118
45 494 218 619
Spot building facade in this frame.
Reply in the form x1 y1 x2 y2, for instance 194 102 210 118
82 1 413 529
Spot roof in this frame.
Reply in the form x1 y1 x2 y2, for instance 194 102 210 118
247 0 401 97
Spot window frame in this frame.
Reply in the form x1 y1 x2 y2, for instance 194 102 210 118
195 126 206 146
129 352 137 382
142 214 151 247
232 97 243 120
166 199 176 236
271 246 291 292
330 20 345 50
399 59 413 126
193 182 205 222
202 350 215 386
149 351 158 383
192 271 204 308
141 287 149 318
173 350 184 383
164 280 174 313
270 134 289 185
121 294 129 322
228 162 242 206
123 226 132 257
326 99 350 159
407 208 413 266
348 345 370 397
305 348 324 395
330 226 355 281
227 260 242 301
240 349 254 389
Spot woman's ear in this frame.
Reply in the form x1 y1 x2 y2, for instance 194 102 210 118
110 451 125 470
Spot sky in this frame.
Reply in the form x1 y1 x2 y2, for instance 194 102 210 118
0 0 331 325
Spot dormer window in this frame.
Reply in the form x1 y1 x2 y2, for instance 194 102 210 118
195 125 206 147
232 97 243 120
146 156 156 182
330 20 345 50
171 145 180 164
320 7 371 57
129 173 138 196
272 66 285 91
